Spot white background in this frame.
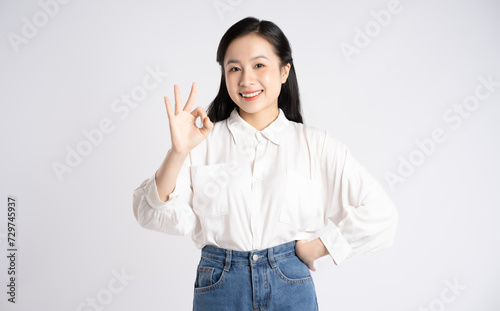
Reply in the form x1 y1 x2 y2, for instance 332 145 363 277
1 0 499 310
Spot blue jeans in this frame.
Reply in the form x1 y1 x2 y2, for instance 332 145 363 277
192 241 319 311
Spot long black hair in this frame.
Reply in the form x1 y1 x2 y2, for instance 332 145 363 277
206 17 303 124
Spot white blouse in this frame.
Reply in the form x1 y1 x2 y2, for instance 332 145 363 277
132 107 398 265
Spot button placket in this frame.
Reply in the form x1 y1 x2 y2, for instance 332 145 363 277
250 132 268 250
253 136 266 182
250 137 260 249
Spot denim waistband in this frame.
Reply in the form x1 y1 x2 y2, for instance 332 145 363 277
201 241 297 268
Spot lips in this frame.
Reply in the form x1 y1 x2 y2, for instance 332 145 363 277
240 90 263 98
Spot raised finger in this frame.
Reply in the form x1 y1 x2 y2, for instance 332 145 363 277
164 96 173 119
173 84 182 115
184 82 197 112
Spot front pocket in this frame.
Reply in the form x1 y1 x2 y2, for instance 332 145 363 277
279 168 323 231
273 255 313 284
191 163 230 218
194 257 227 293
195 266 214 288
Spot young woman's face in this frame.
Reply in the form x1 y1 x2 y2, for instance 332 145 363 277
223 33 290 118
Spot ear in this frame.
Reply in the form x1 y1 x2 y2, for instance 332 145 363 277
281 62 291 84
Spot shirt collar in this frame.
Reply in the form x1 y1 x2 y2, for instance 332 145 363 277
226 107 290 145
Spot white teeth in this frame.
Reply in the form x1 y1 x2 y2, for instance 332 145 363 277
241 90 262 98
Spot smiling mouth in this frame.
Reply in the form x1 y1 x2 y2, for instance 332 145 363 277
240 90 263 98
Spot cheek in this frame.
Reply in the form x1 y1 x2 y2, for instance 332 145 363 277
225 76 234 92
225 76 239 100
262 72 282 95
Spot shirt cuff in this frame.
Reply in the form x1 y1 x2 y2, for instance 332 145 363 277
319 227 353 266
144 171 180 210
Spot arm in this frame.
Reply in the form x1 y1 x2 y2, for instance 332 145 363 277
318 132 399 266
132 82 214 236
132 148 196 236
156 148 189 201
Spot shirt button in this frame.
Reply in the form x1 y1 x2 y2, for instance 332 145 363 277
252 254 259 261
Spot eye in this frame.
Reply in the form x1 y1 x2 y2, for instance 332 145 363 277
255 63 264 68
229 67 240 72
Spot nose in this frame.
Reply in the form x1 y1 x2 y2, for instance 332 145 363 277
239 68 256 87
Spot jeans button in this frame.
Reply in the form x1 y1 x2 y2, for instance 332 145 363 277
252 254 259 261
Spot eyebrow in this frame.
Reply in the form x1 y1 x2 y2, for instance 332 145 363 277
225 55 269 66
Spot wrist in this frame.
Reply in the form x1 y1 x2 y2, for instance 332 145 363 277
313 238 329 259
168 148 189 160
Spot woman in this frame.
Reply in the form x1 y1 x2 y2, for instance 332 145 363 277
133 16 398 310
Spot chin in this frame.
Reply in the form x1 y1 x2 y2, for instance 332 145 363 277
240 104 272 116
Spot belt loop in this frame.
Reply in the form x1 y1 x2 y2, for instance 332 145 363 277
224 249 232 272
268 246 277 268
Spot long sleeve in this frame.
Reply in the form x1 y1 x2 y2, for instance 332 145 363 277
132 152 196 236
318 131 398 265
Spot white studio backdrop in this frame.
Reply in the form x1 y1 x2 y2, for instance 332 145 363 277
1 0 499 310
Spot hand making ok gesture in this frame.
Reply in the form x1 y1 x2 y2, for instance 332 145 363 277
164 82 214 155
